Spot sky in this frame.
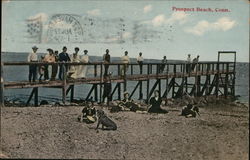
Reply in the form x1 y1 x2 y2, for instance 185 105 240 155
2 0 249 62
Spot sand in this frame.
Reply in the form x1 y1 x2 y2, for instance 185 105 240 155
0 103 249 160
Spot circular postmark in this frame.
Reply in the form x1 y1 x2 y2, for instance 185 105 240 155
47 14 83 43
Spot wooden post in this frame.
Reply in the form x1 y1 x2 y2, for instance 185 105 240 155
70 85 74 102
158 79 161 97
94 65 98 101
34 87 38 106
139 80 143 100
123 64 127 92
131 64 133 75
99 63 103 103
129 81 140 99
224 63 229 97
26 88 35 106
215 63 220 97
146 64 150 103
118 83 121 100
172 64 176 98
0 61 4 107
62 63 67 104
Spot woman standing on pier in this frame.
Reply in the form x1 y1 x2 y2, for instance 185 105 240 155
44 48 55 81
78 50 89 79
69 47 81 79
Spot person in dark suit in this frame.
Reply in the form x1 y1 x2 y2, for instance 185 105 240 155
148 90 168 113
58 46 71 80
102 73 112 106
103 49 111 76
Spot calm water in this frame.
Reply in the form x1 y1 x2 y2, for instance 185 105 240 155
1 52 249 104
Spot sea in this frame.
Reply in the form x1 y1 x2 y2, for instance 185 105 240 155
1 52 249 104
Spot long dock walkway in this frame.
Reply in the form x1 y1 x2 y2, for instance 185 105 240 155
0 51 236 106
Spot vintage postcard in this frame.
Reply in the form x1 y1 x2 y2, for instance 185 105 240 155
1 0 249 159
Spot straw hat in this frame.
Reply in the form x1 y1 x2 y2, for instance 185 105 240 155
123 91 129 95
32 46 38 49
87 116 96 122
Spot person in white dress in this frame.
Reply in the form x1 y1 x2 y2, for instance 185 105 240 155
69 47 81 79
78 50 89 78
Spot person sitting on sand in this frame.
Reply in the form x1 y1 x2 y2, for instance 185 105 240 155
148 90 168 113
181 104 200 118
78 101 97 123
111 91 144 112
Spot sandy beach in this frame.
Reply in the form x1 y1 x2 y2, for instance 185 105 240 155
0 101 248 160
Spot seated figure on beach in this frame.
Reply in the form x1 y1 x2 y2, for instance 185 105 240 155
78 101 97 123
181 104 200 118
148 90 168 113
110 91 144 112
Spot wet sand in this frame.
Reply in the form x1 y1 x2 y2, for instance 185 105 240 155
0 103 249 159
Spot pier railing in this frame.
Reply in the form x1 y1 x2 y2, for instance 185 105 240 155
2 61 234 78
1 61 235 106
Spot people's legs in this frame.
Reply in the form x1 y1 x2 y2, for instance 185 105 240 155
59 65 63 80
44 64 49 80
51 64 55 80
32 65 37 82
29 65 32 82
139 64 143 74
104 64 109 76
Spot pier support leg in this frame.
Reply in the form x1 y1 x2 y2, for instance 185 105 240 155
197 76 201 96
118 83 121 100
158 79 161 97
172 78 175 98
62 87 66 104
34 87 38 106
94 84 98 102
0 62 4 107
70 85 74 102
146 79 150 103
62 64 67 104
139 81 143 100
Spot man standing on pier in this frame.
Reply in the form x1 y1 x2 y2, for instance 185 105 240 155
191 55 200 71
27 46 38 82
159 56 167 73
103 49 111 76
58 46 71 80
121 51 130 76
137 52 144 74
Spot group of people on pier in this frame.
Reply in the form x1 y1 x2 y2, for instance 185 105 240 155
27 45 200 82
27 46 148 82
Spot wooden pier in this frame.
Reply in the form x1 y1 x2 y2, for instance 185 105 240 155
0 51 236 106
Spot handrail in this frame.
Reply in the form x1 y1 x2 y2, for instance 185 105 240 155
3 61 234 66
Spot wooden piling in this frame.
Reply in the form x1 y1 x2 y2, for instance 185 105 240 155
0 61 4 107
62 63 67 104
